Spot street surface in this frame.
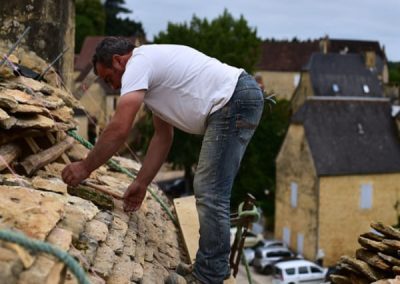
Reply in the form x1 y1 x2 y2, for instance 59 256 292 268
236 264 272 284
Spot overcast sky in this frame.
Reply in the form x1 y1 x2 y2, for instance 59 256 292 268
125 0 400 61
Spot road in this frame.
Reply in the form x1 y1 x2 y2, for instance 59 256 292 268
235 264 272 284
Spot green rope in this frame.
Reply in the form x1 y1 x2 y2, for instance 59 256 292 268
67 130 178 226
241 248 253 284
0 229 89 284
238 201 260 222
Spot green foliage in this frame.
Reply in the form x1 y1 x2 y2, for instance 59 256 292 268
389 61 400 84
231 100 291 228
104 0 145 37
75 0 106 53
154 9 261 72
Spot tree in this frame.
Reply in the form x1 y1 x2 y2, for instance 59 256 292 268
155 9 260 72
104 0 145 37
135 10 262 194
75 0 106 53
389 61 400 85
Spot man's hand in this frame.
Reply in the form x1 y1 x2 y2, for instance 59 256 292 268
123 181 147 212
61 161 90 187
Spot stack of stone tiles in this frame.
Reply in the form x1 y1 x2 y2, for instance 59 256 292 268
330 222 400 284
0 44 182 284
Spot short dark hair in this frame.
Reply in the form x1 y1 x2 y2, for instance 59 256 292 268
92 37 135 74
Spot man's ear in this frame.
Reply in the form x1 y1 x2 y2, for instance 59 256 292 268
112 54 123 69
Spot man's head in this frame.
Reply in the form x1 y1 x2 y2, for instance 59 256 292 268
92 37 135 89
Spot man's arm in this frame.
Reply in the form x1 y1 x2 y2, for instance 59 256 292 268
123 114 174 211
62 91 145 186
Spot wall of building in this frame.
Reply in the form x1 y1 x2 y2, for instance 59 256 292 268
291 73 313 113
275 124 319 260
319 173 400 266
74 115 88 140
0 0 75 89
78 83 107 129
256 70 300 101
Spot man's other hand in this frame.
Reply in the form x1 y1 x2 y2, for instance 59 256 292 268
61 161 90 187
123 181 147 212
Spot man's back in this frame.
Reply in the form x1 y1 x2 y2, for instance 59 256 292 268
120 44 242 134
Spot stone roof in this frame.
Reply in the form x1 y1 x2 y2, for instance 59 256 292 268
0 44 182 283
328 39 386 60
305 52 384 97
292 97 400 176
256 40 320 72
256 38 386 72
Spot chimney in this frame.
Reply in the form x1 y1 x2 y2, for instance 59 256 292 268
319 34 329 54
364 51 376 69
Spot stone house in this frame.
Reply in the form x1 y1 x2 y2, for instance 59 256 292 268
291 52 385 113
255 37 388 101
275 97 400 266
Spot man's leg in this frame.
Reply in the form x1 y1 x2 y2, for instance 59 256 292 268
193 73 264 283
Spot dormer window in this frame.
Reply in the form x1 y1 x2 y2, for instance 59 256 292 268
363 84 370 94
332 83 340 94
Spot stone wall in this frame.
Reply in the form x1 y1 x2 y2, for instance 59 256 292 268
0 0 75 90
255 70 300 101
319 173 400 266
275 124 319 260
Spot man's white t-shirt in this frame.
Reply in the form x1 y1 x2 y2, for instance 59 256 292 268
120 44 243 135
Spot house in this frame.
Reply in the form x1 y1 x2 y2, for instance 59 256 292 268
291 52 385 113
275 97 400 266
255 37 388 101
255 39 319 100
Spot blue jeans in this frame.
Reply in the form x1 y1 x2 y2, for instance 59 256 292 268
193 72 264 283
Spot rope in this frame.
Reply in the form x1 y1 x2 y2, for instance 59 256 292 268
241 248 253 284
238 201 260 222
0 229 90 284
66 130 178 226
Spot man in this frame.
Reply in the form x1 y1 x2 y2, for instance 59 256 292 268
62 37 264 284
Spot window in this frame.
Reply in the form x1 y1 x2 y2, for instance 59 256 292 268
283 227 291 246
297 233 304 255
363 84 370 94
332 83 340 93
360 183 373 209
294 74 300 87
311 266 322 273
285 268 295 275
291 182 298 208
298 266 309 274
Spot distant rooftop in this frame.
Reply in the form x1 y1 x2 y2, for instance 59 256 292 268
292 98 400 176
256 38 386 72
306 52 384 97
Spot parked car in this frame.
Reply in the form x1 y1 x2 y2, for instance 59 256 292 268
253 247 294 274
229 227 263 248
243 239 288 265
272 259 328 284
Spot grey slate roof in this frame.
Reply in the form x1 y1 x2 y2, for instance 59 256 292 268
305 53 384 97
292 97 400 176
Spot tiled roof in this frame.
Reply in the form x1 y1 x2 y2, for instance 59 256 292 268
328 39 386 60
306 52 384 97
256 40 319 71
292 98 400 176
256 38 386 72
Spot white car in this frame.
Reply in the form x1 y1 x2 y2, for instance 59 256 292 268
272 259 328 284
230 227 263 248
253 247 294 274
243 239 288 265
